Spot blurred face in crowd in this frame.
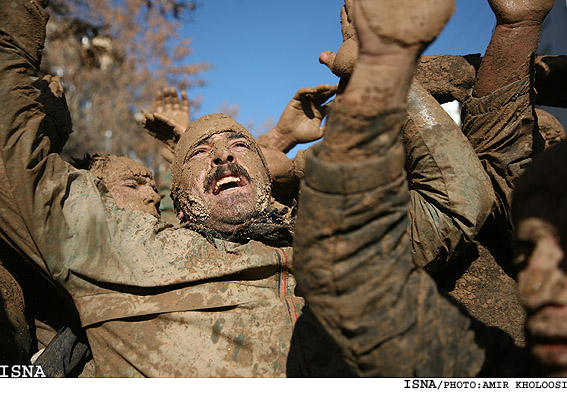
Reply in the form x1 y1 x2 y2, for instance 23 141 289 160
515 218 567 375
91 155 161 218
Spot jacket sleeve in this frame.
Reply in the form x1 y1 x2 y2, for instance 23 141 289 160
461 76 543 238
404 81 494 272
293 100 498 377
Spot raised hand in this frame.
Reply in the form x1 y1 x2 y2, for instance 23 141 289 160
142 88 190 161
154 88 191 128
319 1 358 78
353 0 455 58
474 0 553 97
266 84 338 152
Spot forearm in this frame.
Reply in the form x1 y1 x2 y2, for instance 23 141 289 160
474 23 541 98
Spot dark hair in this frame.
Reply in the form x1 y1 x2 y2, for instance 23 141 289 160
512 140 567 245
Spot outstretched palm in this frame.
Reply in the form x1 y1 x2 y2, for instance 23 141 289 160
274 84 338 145
142 88 190 150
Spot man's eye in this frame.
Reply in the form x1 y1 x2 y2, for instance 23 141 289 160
512 240 535 276
123 183 137 189
233 141 249 149
190 148 208 158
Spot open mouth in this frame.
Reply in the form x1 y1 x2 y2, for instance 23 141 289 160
211 173 248 195
527 305 567 343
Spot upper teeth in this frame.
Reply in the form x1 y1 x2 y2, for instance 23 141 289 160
215 176 240 192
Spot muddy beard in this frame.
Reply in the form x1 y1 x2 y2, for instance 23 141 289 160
183 206 295 247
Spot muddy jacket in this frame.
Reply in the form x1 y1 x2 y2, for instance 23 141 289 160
0 0 498 377
294 79 537 376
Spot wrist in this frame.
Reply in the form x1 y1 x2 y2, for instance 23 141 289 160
497 20 543 29
341 53 417 108
258 127 296 153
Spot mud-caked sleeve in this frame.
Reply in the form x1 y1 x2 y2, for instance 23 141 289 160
294 102 491 377
404 82 494 273
461 77 543 237
0 0 54 273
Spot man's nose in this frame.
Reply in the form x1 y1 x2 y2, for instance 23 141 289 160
144 187 161 207
518 265 567 310
212 148 235 166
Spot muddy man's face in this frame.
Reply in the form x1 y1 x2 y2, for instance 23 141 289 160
94 156 161 219
176 131 271 233
515 218 567 375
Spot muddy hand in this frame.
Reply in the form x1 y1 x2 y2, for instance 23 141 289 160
273 84 338 147
353 0 454 58
154 88 191 128
38 75 73 152
142 110 186 152
319 2 358 78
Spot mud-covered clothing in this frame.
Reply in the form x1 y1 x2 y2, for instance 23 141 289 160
435 77 541 346
0 261 31 365
462 77 543 240
0 1 345 377
0 237 87 370
294 97 532 377
404 82 493 273
0 1 498 377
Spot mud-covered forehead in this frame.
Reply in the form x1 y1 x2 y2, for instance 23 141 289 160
89 154 153 183
174 113 257 162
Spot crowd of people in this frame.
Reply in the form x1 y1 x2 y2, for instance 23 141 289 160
1 0 566 378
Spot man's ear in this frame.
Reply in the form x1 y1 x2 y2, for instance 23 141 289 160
178 210 185 220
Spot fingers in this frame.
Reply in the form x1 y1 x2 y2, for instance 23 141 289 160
313 84 339 102
169 88 181 110
319 50 336 70
163 88 173 111
154 90 164 113
181 91 189 112
296 84 338 105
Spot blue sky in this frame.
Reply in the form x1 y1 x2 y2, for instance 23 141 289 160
182 0 496 154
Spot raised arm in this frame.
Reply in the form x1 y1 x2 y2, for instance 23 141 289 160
293 0 519 377
461 0 554 239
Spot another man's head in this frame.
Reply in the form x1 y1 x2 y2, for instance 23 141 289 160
535 109 566 149
171 113 271 233
512 140 567 376
74 154 161 218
